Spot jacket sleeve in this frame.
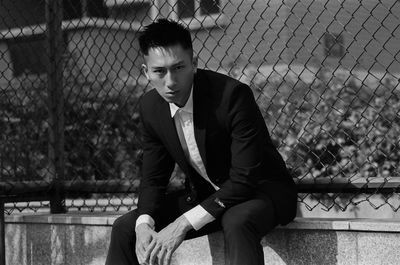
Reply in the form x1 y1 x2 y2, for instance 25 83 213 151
199 83 276 218
137 101 175 218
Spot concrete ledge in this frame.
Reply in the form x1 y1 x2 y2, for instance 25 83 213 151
8 213 400 232
6 212 119 226
5 214 400 265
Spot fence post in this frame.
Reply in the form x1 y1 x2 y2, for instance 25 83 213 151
46 0 66 214
0 200 5 265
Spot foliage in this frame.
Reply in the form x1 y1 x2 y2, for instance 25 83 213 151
0 53 144 181
231 64 400 179
2 58 400 184
62 54 144 181
0 74 48 180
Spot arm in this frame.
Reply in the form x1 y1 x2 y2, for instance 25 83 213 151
135 101 177 264
199 83 282 218
137 101 175 217
138 109 195 264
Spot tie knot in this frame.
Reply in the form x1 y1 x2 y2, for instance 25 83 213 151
174 108 185 119
177 108 189 115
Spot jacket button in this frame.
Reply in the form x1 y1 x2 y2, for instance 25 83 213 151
186 196 192 203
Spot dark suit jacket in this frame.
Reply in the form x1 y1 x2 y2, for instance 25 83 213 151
137 69 297 225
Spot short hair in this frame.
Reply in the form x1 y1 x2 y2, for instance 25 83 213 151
138 19 193 56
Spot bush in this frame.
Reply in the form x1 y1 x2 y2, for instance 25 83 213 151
231 64 400 179
3 58 399 184
0 74 48 181
62 53 144 181
0 52 144 181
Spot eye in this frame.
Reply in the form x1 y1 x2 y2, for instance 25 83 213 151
153 69 166 75
175 65 185 71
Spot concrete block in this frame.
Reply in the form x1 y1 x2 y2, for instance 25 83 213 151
6 215 400 265
336 231 357 265
356 232 400 265
173 232 225 265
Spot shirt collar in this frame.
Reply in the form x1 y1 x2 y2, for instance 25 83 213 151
169 86 193 117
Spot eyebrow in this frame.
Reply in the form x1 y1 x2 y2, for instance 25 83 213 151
150 61 185 70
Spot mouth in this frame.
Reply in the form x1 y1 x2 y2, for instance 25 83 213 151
166 90 179 95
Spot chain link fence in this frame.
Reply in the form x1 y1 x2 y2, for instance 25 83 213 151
1 0 400 215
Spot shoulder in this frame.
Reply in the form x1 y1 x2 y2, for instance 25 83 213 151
195 69 252 101
141 88 160 104
198 69 253 99
196 69 243 89
139 88 163 113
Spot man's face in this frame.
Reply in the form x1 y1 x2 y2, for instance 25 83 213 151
142 44 197 107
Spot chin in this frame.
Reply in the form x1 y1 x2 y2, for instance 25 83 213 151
163 96 176 104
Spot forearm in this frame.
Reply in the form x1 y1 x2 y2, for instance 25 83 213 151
173 215 193 234
183 205 215 230
200 178 256 218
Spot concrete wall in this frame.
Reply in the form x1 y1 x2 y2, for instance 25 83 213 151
283 0 400 74
0 0 45 30
196 0 400 74
5 214 400 265
193 0 290 71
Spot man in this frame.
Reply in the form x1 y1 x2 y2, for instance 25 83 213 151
106 19 297 265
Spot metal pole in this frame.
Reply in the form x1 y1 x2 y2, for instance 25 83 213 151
0 200 5 265
46 0 66 214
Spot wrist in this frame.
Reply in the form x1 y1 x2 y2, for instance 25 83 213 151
176 215 193 233
135 222 153 233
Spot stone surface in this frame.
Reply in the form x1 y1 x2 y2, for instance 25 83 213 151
5 214 400 265
348 218 400 232
336 231 357 265
356 232 400 265
282 217 351 231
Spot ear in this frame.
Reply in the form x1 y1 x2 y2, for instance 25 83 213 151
141 64 150 80
192 56 198 73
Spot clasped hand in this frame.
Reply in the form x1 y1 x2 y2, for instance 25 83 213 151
135 216 192 265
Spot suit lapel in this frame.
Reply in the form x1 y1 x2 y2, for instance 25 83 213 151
156 70 210 176
193 71 209 169
157 100 192 174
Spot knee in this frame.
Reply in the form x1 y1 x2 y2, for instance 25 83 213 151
110 215 126 238
221 211 252 235
111 215 124 230
110 212 136 239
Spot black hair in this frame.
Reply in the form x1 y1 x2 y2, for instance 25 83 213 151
138 19 193 56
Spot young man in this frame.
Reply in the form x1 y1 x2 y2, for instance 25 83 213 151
105 19 297 265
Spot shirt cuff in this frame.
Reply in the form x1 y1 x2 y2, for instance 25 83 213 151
135 214 155 230
183 205 216 231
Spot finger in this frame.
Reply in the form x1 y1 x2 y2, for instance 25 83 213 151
136 242 145 263
157 247 167 265
144 240 156 264
164 249 173 265
149 243 161 265
137 247 147 264
139 238 153 261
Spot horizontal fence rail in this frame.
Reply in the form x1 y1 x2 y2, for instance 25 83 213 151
3 178 400 197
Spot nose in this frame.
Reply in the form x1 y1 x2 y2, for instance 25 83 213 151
165 71 177 88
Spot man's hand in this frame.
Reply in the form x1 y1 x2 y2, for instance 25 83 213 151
135 223 156 264
146 215 192 265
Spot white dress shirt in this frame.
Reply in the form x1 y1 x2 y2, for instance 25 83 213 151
136 88 218 231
